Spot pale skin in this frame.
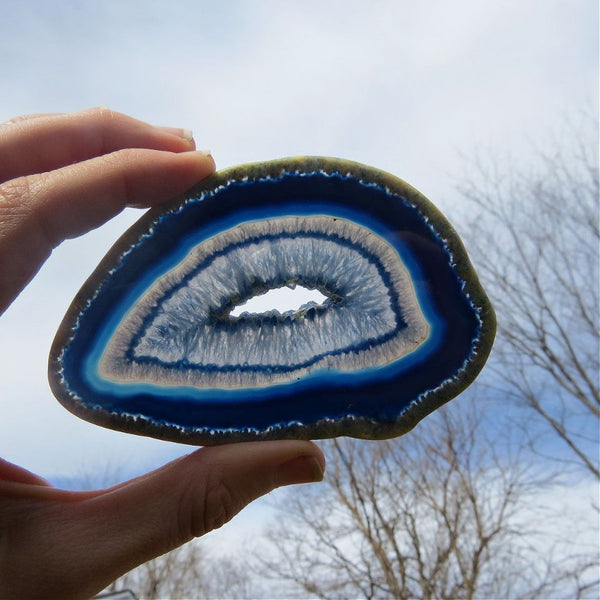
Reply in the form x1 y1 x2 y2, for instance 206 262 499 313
0 108 325 599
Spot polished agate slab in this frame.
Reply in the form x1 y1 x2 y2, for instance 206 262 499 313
49 157 496 444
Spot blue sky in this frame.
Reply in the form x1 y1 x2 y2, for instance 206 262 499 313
0 1 597 488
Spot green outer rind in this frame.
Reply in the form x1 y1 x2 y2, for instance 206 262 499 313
48 156 496 445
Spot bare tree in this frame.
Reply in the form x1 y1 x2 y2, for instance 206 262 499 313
251 118 599 599
256 403 595 599
458 116 599 478
101 539 253 599
102 540 203 599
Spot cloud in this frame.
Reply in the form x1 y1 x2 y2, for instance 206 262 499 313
0 0 597 478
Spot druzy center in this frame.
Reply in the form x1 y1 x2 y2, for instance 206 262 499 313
97 215 430 389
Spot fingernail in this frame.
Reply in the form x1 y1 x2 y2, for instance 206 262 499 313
277 455 325 487
160 126 194 142
197 149 212 156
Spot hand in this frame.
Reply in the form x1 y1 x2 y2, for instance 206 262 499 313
0 109 325 599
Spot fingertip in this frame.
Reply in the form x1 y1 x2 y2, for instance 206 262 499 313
276 454 325 487
72 107 201 156
123 149 216 208
287 440 326 476
157 126 194 142
183 149 216 178
311 442 326 475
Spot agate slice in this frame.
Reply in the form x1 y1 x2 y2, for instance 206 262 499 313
49 157 496 444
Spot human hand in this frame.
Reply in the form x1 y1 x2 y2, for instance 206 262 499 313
0 109 325 599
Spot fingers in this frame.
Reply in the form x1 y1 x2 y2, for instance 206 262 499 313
0 107 215 314
0 458 51 487
0 148 215 313
0 108 197 183
0 441 325 599
1 112 65 125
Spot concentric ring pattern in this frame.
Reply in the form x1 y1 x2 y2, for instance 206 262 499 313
49 157 496 444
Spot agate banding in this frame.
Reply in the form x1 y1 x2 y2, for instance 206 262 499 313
49 157 496 444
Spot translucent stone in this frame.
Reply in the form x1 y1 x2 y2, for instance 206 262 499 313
49 157 496 444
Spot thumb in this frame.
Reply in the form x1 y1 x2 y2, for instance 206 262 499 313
101 440 325 543
67 440 324 596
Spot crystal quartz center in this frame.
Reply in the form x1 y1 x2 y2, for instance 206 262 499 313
49 157 496 444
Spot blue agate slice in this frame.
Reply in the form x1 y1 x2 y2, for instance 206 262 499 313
49 157 496 444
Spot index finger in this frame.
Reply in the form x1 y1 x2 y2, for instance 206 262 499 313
0 148 215 314
0 108 196 184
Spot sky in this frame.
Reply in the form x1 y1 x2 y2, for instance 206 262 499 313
0 1 597 494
